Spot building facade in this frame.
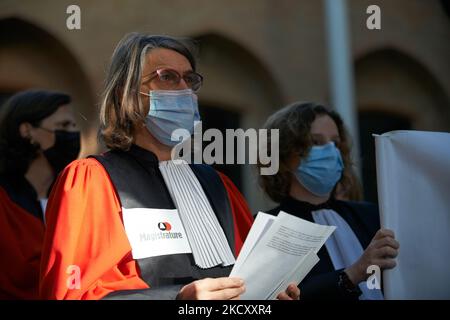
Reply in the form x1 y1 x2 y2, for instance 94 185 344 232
1 0 449 211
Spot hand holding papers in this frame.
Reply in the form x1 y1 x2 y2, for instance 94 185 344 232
230 211 335 300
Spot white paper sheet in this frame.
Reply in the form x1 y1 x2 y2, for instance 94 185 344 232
230 211 335 299
267 250 320 300
231 212 275 276
375 130 450 299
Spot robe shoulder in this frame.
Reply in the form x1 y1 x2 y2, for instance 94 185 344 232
40 158 148 300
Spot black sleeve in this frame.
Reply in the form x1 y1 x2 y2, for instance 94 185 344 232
299 269 361 301
342 201 380 239
102 284 183 300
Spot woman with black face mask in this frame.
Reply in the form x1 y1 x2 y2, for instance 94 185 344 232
0 89 80 299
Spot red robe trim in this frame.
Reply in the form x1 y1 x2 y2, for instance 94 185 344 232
0 187 44 299
40 159 253 300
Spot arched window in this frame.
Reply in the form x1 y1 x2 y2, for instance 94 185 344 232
355 48 450 202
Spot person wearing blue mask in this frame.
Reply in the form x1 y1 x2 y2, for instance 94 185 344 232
40 33 300 301
258 102 400 300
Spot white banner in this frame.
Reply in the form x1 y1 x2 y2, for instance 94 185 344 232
375 130 450 299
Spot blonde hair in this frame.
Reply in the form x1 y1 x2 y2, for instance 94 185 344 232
99 33 197 150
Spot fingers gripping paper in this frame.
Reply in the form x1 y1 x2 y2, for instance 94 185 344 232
230 211 335 300
375 130 450 299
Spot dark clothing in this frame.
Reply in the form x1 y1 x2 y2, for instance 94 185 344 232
40 145 253 299
267 196 380 300
0 174 43 221
92 146 237 299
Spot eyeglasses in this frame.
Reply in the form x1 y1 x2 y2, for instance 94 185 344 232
145 68 203 92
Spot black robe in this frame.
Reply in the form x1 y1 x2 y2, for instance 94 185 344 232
38 144 253 300
267 196 380 300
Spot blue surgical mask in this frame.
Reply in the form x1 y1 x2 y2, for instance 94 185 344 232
294 142 344 197
142 89 200 146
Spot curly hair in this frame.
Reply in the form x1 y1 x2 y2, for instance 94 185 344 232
258 101 354 203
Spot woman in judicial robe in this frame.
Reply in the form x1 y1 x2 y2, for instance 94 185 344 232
39 33 299 300
0 90 80 299
258 102 400 300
